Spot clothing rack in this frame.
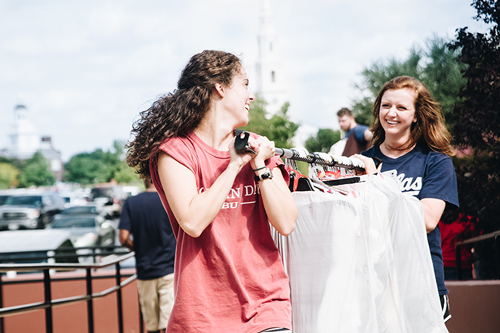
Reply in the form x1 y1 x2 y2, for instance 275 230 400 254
274 147 365 172
233 129 367 172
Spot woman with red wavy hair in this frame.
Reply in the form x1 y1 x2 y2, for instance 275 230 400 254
356 75 459 323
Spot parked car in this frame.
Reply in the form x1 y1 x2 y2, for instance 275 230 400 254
89 186 126 217
47 214 116 248
0 192 66 230
57 204 111 219
0 189 20 206
59 189 89 208
0 194 10 206
0 229 79 267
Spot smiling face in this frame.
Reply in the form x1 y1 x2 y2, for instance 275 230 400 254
379 88 417 143
223 68 255 127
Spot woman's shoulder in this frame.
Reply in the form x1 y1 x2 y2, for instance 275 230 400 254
427 152 453 171
159 133 194 151
417 144 454 172
156 134 201 168
417 142 452 161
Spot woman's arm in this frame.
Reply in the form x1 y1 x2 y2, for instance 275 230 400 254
257 167 297 236
157 147 251 238
250 137 298 236
421 198 446 233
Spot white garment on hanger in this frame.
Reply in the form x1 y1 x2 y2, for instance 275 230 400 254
273 172 448 333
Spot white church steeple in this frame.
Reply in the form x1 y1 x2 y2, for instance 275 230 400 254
255 0 287 115
7 102 40 159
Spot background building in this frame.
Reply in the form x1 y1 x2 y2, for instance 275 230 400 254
0 102 63 180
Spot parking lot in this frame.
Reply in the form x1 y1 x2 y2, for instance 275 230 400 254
0 186 138 262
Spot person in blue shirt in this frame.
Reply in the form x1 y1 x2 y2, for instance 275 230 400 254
329 108 373 156
119 179 176 333
355 76 459 324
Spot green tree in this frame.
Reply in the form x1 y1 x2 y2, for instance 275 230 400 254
64 152 111 185
0 156 13 164
352 36 466 130
447 0 500 277
64 140 140 185
108 140 140 184
240 95 299 149
113 164 140 184
0 163 19 189
17 151 56 187
422 37 468 128
108 140 143 185
304 129 341 153
350 97 375 126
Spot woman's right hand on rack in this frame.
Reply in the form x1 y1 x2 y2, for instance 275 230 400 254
353 154 378 175
249 136 275 170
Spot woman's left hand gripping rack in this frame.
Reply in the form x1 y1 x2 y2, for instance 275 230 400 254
234 129 257 154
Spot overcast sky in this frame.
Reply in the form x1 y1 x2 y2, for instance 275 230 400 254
0 0 489 161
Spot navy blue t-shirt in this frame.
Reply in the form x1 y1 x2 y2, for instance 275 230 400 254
118 191 176 280
363 143 459 295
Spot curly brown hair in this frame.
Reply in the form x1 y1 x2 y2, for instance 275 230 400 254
126 50 242 178
370 76 454 156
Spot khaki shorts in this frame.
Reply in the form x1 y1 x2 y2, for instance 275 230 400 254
137 273 175 331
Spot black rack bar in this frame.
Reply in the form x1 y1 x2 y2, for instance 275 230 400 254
233 130 365 171
274 148 365 171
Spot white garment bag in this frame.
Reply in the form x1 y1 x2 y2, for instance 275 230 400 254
273 172 448 333
369 173 447 333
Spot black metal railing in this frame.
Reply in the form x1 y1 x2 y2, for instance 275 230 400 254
0 247 143 333
0 246 130 265
455 230 500 281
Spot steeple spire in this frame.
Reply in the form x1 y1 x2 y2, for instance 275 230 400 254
255 0 287 115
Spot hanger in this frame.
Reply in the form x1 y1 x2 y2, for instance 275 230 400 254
324 177 361 186
296 178 315 192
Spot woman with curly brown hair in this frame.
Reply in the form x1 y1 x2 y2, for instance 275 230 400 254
356 75 459 323
126 50 297 333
